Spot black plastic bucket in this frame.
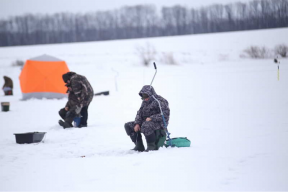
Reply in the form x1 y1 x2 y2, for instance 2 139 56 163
1 102 10 112
14 132 46 144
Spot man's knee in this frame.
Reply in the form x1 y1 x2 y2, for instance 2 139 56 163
141 121 156 136
141 121 153 128
124 122 133 136
59 108 66 119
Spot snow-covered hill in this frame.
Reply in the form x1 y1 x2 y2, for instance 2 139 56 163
0 28 288 191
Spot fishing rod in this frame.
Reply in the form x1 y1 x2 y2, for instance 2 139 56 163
150 62 172 147
150 62 157 88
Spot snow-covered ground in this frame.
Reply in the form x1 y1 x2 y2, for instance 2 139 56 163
0 28 288 191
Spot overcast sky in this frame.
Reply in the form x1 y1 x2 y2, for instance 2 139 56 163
0 0 253 19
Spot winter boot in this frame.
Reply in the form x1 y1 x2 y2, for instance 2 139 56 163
145 132 157 152
155 129 166 150
130 133 145 152
58 120 73 129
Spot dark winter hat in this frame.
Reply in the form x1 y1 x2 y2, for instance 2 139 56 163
62 73 70 83
62 72 76 83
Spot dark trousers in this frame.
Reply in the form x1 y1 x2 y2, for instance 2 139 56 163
59 108 75 125
80 105 89 126
59 108 66 120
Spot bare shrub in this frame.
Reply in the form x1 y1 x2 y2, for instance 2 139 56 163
258 47 271 58
274 44 288 58
159 52 177 65
135 42 156 66
244 46 259 58
11 60 24 67
243 46 271 58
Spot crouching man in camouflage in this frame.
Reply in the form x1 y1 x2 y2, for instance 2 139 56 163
59 72 94 128
124 85 170 152
58 83 82 128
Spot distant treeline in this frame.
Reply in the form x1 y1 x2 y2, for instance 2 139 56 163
0 0 287 47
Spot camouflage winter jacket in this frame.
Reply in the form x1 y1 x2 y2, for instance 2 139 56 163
70 73 94 107
65 88 81 110
135 85 170 129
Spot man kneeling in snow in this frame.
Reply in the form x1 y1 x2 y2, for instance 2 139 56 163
58 83 82 128
124 85 170 152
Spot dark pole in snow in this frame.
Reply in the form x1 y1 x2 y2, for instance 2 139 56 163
274 57 280 81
